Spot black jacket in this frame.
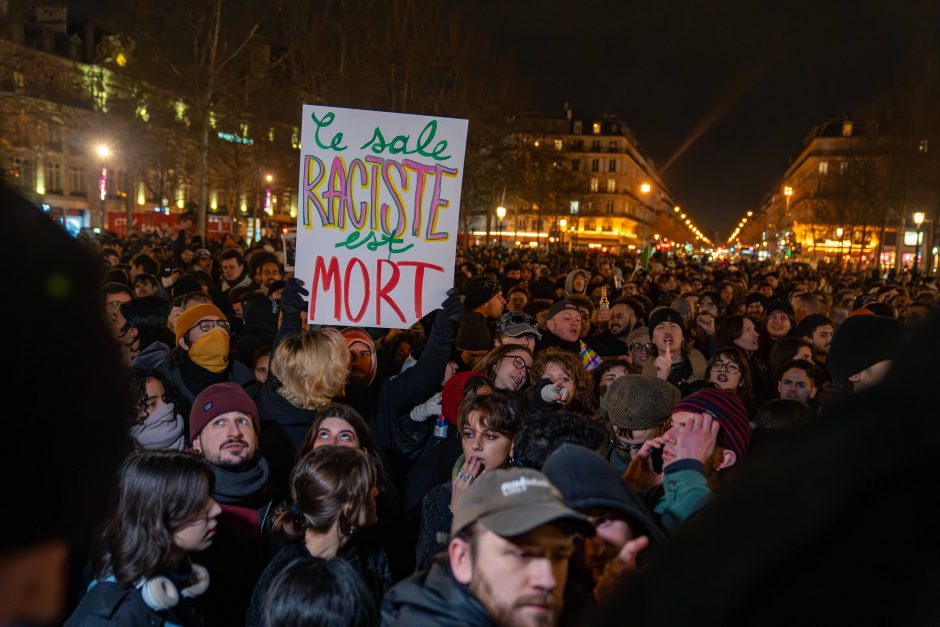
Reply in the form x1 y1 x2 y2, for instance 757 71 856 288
346 310 456 451
381 556 493 627
587 330 630 357
65 574 203 627
536 330 581 355
257 381 317 500
414 481 453 571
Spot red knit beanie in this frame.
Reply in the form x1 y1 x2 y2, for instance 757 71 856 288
441 371 485 427
672 388 751 461
190 382 260 441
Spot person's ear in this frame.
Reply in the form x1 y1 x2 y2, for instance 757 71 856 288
192 435 202 453
449 537 473 585
809 386 817 400
179 333 190 350
716 449 737 470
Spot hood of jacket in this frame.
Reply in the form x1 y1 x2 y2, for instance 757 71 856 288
565 269 588 296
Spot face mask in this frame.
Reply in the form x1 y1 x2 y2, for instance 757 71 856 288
188 329 230 373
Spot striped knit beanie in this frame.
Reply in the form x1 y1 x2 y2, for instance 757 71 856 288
672 388 751 460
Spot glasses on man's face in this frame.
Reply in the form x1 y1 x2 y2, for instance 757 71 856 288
502 355 530 374
710 361 741 375
191 319 231 334
106 300 127 311
630 342 652 353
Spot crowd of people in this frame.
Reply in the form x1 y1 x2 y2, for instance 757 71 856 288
5 192 939 627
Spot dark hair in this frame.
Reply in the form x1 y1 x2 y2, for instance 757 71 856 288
458 391 523 439
93 450 214 586
706 346 753 398
753 399 813 431
120 297 171 351
510 411 607 470
778 359 819 385
768 337 814 379
127 367 186 427
131 254 159 276
260 557 377 627
272 447 376 541
104 281 134 299
716 315 752 351
593 358 631 395
133 273 158 289
219 248 245 265
300 403 376 459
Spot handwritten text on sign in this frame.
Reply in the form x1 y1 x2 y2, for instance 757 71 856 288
295 106 468 328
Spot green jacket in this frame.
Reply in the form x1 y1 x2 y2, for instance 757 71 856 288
653 459 713 530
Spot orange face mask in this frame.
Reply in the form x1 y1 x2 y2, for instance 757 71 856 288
188 329 230 373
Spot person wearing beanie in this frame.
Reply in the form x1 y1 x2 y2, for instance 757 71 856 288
189 382 275 627
152 302 256 403
462 275 506 320
455 312 493 368
641 307 707 389
828 315 910 392
543 444 665 619
602 375 680 472
625 387 751 531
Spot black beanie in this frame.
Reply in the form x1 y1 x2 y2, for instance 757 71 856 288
463 276 501 312
829 315 909 382
649 307 686 335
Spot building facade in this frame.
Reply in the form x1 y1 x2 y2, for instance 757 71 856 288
747 117 936 272
466 107 681 251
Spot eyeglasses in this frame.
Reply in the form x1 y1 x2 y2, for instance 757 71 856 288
710 361 741 375
106 299 128 311
629 342 652 352
189 319 231 334
502 355 531 374
700 302 718 311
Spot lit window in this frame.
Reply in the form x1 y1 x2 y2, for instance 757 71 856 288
291 127 300 149
818 161 829 175
592 122 601 134
842 121 853 136
268 127 276 142
590 178 599 192
607 179 616 192
554 139 563 150
919 139 928 153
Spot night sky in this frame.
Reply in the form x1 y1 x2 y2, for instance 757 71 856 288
68 0 940 238
473 0 940 237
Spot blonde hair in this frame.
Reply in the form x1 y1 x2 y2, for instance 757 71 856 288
272 327 348 410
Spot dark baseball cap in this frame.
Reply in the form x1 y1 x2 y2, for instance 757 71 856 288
546 300 580 321
451 468 594 538
497 311 542 339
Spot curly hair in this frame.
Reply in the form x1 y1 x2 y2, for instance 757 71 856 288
531 347 596 412
272 328 349 410
510 410 607 470
127 367 187 426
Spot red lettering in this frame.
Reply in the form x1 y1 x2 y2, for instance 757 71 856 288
343 258 371 322
311 256 342 321
376 259 405 325
398 261 445 319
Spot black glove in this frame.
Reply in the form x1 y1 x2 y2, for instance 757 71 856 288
281 278 309 316
439 288 464 323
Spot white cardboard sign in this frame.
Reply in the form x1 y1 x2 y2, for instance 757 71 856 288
295 105 468 328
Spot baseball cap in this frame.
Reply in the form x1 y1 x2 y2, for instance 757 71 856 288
451 468 594 538
546 300 580 321
497 311 542 339
159 261 182 278
195 248 212 259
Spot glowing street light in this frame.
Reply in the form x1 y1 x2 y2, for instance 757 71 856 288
674 206 680 212
747 210 754 217
640 182 651 194
495 206 506 247
265 174 274 183
913 211 926 274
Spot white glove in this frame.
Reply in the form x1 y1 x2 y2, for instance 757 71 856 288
540 383 569 404
410 392 443 422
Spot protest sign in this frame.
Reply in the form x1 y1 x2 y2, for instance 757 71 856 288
295 105 468 328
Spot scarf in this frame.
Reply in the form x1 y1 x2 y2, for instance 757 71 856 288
211 456 271 505
180 355 230 397
130 402 186 451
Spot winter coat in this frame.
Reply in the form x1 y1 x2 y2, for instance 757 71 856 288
414 481 453 571
65 570 205 627
381 555 493 627
257 381 317 501
641 348 707 389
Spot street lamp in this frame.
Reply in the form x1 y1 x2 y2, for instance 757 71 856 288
783 185 793 211
640 182 651 194
559 218 567 248
836 227 844 267
913 211 926 274
95 143 111 229
496 205 506 248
